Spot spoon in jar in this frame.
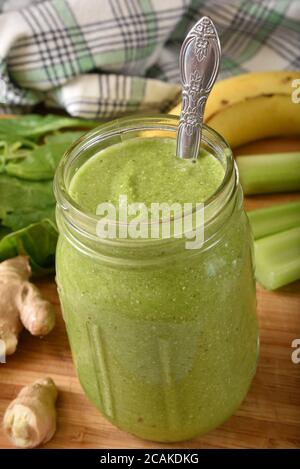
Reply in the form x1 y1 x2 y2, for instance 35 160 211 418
176 16 221 160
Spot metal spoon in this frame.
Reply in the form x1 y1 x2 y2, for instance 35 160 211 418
176 16 221 160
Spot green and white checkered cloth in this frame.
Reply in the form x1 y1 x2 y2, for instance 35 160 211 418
0 0 299 117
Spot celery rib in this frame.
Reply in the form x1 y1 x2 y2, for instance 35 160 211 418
247 200 300 239
236 152 300 194
254 226 300 290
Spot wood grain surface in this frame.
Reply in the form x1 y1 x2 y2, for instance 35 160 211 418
0 137 299 449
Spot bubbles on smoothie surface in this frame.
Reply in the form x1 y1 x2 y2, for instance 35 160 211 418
69 137 225 213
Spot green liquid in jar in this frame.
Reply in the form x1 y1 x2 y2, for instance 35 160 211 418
69 137 225 211
56 136 258 442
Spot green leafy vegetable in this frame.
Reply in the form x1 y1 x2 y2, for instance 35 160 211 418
0 114 97 139
45 131 84 145
0 219 57 275
0 169 57 274
0 128 86 180
0 226 11 240
0 174 55 230
5 142 71 181
0 138 37 172
0 114 99 274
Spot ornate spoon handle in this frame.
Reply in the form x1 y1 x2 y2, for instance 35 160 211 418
176 16 221 160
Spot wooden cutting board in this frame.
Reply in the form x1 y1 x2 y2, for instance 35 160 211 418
0 137 299 449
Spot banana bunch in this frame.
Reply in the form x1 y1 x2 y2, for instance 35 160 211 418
170 71 300 148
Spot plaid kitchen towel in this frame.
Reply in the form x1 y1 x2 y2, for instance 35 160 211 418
0 0 299 117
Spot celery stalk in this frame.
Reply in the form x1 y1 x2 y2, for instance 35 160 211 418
236 152 300 194
248 201 300 239
254 226 300 290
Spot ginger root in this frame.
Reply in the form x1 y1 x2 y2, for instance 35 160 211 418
3 377 58 448
0 256 55 355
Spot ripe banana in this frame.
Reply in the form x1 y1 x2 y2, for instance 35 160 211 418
170 71 300 148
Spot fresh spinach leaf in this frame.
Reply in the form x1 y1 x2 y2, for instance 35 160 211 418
0 139 37 173
0 219 58 275
0 225 11 240
3 130 86 180
45 130 85 145
5 142 69 181
0 114 99 274
0 114 98 139
0 174 55 230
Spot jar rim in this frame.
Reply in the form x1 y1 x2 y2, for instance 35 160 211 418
54 114 236 247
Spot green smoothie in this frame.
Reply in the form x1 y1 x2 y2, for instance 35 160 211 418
69 137 224 211
56 134 258 442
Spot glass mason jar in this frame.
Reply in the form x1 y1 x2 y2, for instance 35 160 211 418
54 115 259 443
